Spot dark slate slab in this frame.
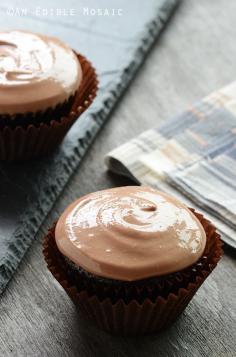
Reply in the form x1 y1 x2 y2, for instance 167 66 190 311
0 0 178 293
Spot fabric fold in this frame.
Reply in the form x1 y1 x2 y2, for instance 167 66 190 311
106 82 236 248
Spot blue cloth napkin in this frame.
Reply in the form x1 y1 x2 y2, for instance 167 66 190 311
106 81 236 248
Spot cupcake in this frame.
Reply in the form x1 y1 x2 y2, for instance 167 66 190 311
43 186 222 335
0 30 98 160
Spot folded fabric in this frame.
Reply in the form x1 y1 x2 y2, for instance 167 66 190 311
105 81 236 248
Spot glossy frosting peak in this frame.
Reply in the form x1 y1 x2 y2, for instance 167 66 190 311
55 187 206 281
0 30 82 114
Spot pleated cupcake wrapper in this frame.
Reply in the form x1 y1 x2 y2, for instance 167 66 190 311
43 210 223 335
0 53 98 160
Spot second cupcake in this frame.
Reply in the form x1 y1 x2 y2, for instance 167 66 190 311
0 30 98 160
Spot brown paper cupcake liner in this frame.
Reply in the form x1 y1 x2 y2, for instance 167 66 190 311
43 209 223 335
0 53 98 160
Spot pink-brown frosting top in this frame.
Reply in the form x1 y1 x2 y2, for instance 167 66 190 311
55 186 206 281
0 30 82 115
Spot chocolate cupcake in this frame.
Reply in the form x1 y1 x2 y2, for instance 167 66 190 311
0 30 98 160
43 186 222 335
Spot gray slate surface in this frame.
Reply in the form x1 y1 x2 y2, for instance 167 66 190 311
0 0 178 293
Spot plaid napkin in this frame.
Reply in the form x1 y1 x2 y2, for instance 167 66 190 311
105 82 236 248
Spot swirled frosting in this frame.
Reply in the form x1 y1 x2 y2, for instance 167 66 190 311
55 186 206 281
0 30 82 115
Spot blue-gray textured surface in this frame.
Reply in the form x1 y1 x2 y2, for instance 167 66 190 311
0 0 178 293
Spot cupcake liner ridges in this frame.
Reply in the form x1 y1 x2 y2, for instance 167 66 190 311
43 209 223 336
0 53 98 160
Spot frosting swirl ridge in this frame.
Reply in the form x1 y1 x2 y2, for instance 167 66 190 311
55 186 206 281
